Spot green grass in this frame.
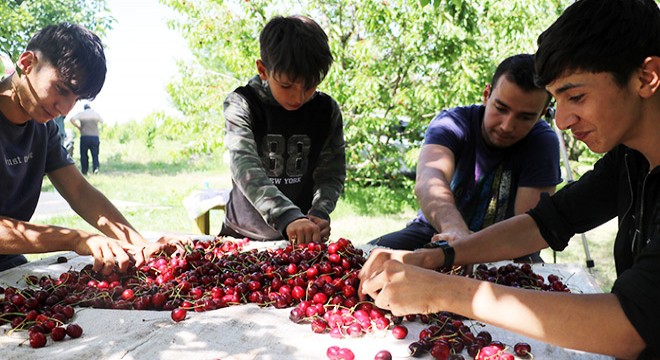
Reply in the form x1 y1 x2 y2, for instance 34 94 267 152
31 136 618 291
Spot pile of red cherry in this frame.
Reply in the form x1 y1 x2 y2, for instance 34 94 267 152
0 237 569 359
290 261 569 359
0 238 365 348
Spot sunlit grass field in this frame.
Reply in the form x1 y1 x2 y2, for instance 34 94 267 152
32 137 618 292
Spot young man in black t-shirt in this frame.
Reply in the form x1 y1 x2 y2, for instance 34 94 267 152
358 0 660 358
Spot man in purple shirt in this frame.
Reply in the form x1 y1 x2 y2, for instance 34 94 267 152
371 54 561 262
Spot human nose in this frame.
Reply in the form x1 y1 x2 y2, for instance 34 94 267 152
295 88 305 103
554 107 577 130
499 115 515 133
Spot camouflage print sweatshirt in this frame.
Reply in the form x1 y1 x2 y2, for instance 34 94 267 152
221 76 346 240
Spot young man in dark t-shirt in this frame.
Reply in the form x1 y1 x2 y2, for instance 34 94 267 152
359 0 660 358
371 54 561 262
0 23 183 273
221 16 346 245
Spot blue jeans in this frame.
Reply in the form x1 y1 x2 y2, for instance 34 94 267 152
80 136 100 174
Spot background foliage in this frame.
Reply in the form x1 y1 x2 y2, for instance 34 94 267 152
153 0 579 212
0 0 113 62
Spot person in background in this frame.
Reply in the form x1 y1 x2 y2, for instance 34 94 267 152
370 54 561 263
359 0 660 358
0 23 184 273
221 15 346 245
70 103 103 175
52 114 66 147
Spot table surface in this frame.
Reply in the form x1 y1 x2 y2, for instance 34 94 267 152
0 252 613 360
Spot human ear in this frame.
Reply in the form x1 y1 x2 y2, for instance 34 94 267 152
16 51 36 75
482 84 491 105
256 60 268 81
638 56 660 98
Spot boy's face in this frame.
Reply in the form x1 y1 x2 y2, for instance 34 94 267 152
14 51 78 124
546 70 640 154
481 75 548 148
257 60 317 111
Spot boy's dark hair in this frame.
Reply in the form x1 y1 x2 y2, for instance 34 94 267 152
490 54 550 104
26 23 106 100
535 0 660 88
259 15 333 89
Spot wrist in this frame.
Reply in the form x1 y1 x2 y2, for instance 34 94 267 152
410 248 445 269
423 240 455 268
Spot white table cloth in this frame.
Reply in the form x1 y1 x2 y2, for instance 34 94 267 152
0 252 613 360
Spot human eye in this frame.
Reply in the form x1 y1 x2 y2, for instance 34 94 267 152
568 94 584 103
495 105 507 113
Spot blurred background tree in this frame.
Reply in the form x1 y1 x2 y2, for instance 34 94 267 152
158 0 577 211
0 0 113 62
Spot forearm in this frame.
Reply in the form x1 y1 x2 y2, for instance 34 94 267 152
56 180 144 245
440 274 644 359
0 217 87 254
416 177 469 235
414 214 549 269
71 187 144 244
366 261 644 359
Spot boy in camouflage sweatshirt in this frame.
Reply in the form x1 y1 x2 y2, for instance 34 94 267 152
221 15 346 245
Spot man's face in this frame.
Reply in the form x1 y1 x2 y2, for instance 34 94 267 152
546 71 640 154
15 51 78 124
481 76 548 148
256 60 317 111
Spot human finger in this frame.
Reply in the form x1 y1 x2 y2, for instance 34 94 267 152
98 241 117 275
310 225 321 244
111 242 132 273
360 259 403 302
320 225 330 242
131 245 148 268
85 239 104 273
357 249 391 300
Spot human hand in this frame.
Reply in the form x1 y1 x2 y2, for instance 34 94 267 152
134 235 193 268
307 215 330 241
360 259 446 316
286 218 321 244
73 235 135 275
357 247 415 300
431 229 472 245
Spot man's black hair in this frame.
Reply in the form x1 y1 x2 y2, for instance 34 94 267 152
535 0 660 88
259 15 333 89
491 54 542 93
26 23 106 100
490 54 551 106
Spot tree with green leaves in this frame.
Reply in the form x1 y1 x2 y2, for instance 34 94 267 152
0 0 113 63
160 0 571 211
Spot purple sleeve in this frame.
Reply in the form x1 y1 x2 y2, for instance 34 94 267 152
424 108 470 154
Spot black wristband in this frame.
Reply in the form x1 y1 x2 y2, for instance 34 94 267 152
423 240 455 268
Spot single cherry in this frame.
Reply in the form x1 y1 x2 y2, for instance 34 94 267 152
171 308 187 322
66 324 83 338
374 350 392 360
391 324 408 339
